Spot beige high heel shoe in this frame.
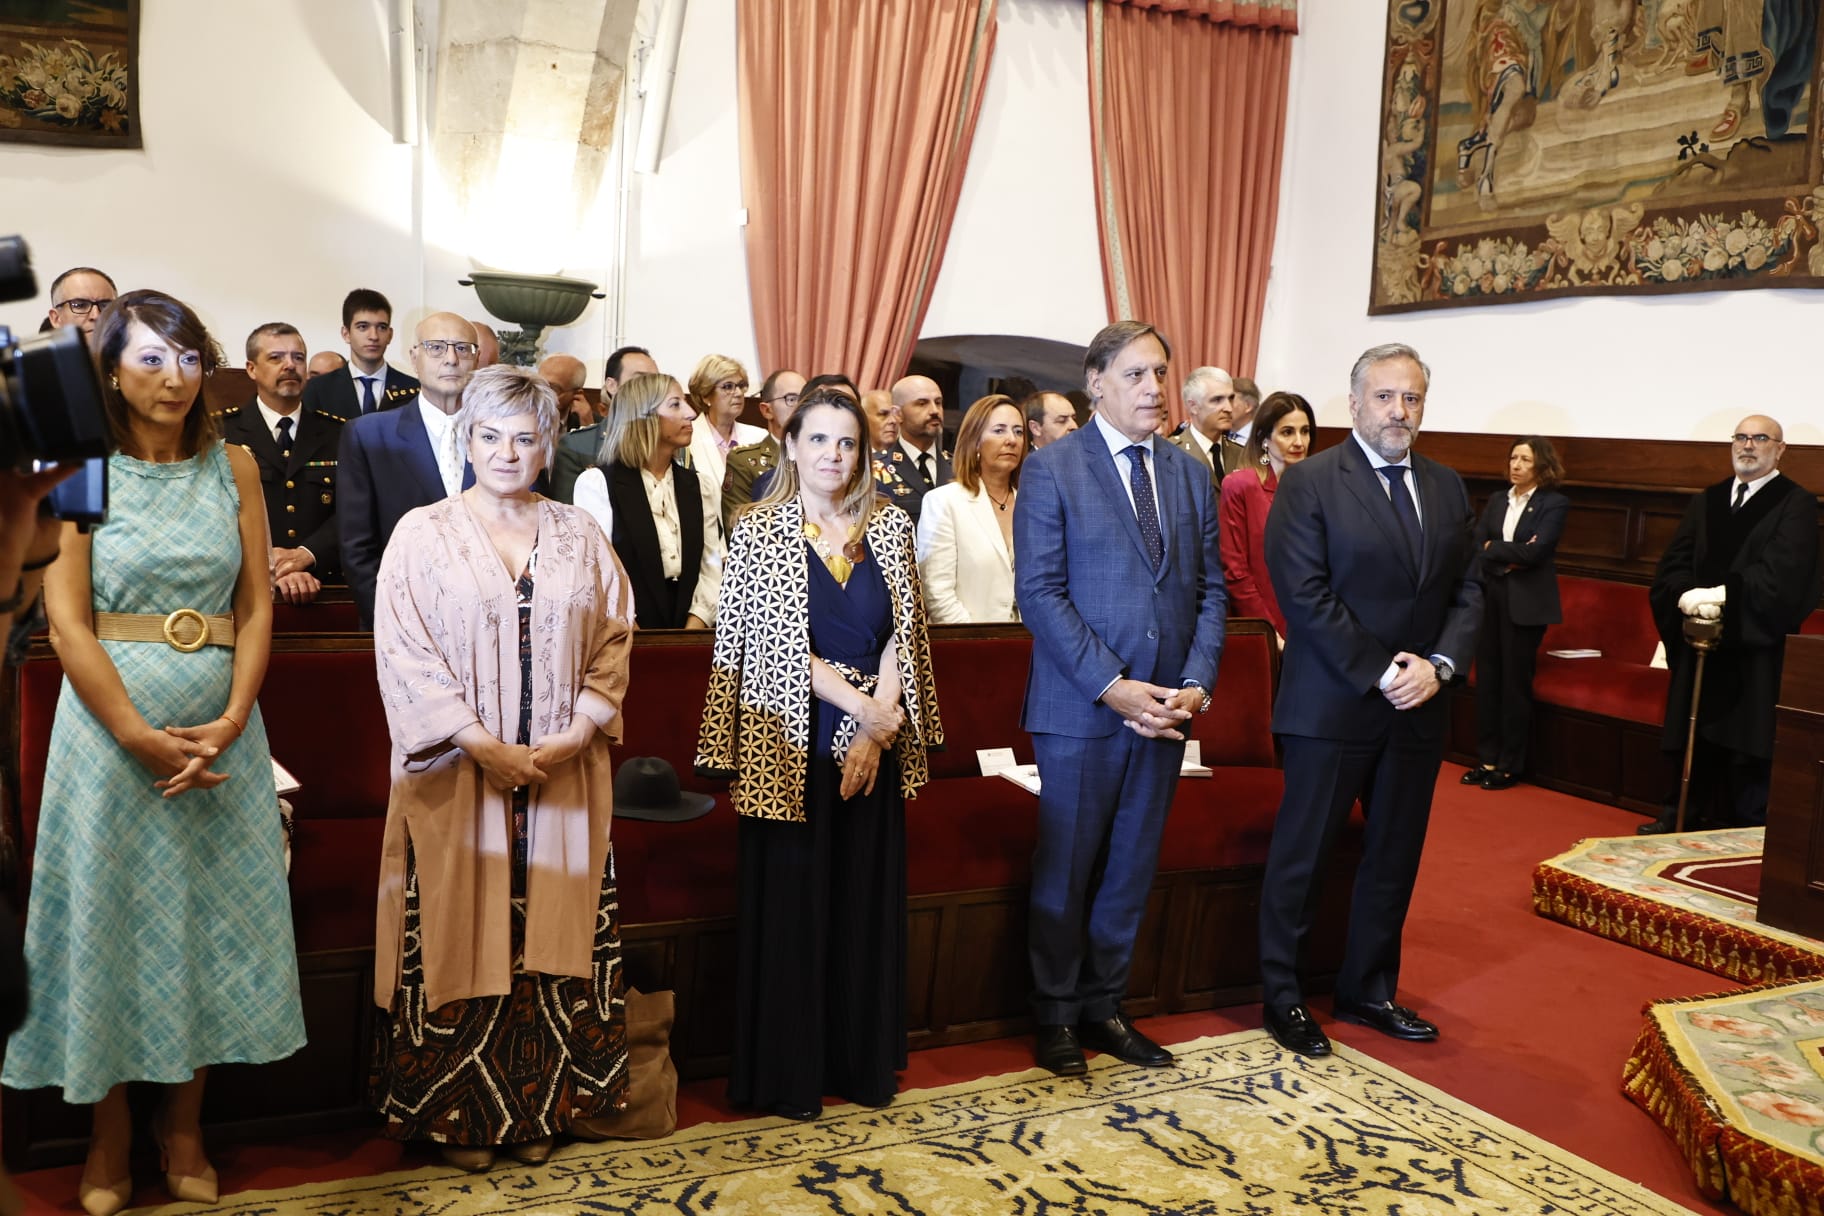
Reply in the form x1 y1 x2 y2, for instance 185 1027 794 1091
152 1116 219 1205
76 1171 133 1216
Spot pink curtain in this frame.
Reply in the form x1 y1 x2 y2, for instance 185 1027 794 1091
1089 0 1296 425
738 0 998 390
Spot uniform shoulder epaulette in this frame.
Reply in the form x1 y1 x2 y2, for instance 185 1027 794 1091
214 405 242 418
384 384 416 401
308 408 344 423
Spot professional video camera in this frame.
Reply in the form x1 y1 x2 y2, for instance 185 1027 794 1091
0 235 111 524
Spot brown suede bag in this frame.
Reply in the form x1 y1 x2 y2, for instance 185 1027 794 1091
588 987 678 1139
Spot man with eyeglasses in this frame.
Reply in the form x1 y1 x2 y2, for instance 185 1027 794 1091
302 288 420 421
1641 415 1820 834
720 368 805 529
338 312 482 627
43 266 116 341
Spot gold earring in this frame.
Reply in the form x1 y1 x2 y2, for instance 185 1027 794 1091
108 375 119 390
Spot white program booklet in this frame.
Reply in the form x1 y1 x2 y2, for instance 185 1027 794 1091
272 759 301 796
1546 648 1603 659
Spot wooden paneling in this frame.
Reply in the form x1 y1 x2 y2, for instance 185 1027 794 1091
1446 688 1674 815
1762 637 1824 938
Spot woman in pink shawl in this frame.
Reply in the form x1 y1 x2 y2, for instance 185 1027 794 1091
367 365 635 1171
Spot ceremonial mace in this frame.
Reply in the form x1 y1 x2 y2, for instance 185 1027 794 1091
1675 614 1725 832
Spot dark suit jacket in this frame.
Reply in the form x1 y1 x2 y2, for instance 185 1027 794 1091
1266 435 1481 741
1014 424 1226 738
551 424 602 504
604 460 706 629
1471 486 1568 626
218 402 346 575
338 401 474 628
1650 473 1821 759
874 444 951 523
301 363 419 422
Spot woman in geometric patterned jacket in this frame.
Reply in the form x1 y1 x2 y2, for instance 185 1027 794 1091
697 386 943 1122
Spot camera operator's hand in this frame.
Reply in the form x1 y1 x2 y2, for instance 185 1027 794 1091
271 546 315 579
0 465 81 637
274 569 321 605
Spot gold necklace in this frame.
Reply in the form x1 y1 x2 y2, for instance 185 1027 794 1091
803 516 866 585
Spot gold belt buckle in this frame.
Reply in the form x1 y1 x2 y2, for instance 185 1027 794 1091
162 608 209 652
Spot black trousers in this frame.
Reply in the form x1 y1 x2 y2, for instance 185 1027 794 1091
1669 738 1772 829
1258 731 1444 1010
1474 579 1546 774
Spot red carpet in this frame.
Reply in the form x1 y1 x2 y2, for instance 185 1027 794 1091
9 767 1735 1214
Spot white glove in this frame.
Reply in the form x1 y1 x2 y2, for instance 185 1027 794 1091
1690 602 1723 621
1677 585 1726 615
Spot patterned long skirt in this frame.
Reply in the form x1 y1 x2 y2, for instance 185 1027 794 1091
367 844 630 1146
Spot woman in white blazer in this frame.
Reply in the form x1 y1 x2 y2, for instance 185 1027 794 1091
915 394 1025 624
685 353 767 499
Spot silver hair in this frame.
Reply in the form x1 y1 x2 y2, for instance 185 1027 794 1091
1181 365 1233 404
1349 343 1431 399
455 364 562 475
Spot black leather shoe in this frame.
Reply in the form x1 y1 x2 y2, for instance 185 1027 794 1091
1459 768 1492 786
1636 813 1677 835
770 1101 822 1122
1078 1013 1174 1067
1481 770 1519 790
1035 1024 1088 1076
1335 1000 1439 1041
1263 1003 1332 1057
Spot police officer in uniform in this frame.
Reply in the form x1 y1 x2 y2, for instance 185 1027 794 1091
220 323 348 605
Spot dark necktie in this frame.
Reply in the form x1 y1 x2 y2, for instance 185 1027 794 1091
1732 482 1747 512
360 376 377 415
1124 444 1164 569
1382 465 1422 566
276 415 294 456
917 452 934 488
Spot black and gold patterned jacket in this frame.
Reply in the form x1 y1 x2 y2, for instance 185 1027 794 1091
695 496 944 822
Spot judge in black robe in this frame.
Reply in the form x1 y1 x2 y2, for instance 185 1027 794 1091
1645 416 1821 831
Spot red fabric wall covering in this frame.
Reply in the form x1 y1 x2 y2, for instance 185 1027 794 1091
1088 1 1295 425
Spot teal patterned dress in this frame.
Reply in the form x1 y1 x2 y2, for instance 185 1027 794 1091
2 444 305 1104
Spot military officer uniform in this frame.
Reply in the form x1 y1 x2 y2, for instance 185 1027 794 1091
218 402 347 578
872 444 948 523
722 435 781 530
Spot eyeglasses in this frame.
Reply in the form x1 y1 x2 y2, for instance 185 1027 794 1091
419 340 479 359
764 392 800 406
1732 433 1776 446
715 379 750 395
54 296 113 315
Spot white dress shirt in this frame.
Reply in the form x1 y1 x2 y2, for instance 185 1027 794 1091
571 464 723 624
1501 486 1535 542
349 366 386 414
915 482 1017 624
1733 468 1781 508
418 398 465 497
1349 431 1455 686
255 399 303 448
1093 413 1161 515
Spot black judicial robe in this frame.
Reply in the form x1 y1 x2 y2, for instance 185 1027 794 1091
1650 474 1822 759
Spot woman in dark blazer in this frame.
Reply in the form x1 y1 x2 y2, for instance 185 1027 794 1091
573 373 721 629
1465 436 1569 790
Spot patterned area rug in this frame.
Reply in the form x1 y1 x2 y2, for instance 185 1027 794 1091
132 1031 1697 1215
1625 980 1824 1216
1534 829 1824 985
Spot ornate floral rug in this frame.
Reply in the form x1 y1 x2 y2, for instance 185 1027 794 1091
1535 828 1824 985
133 1031 1697 1215
1625 979 1824 1216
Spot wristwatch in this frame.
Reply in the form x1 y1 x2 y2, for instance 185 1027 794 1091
1183 682 1213 714
1430 658 1455 685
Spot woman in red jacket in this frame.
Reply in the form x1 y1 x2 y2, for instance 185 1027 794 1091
1218 392 1313 644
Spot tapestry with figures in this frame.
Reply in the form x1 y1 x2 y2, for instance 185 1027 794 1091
1371 0 1822 313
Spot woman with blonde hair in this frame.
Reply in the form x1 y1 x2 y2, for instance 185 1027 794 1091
697 386 942 1121
574 372 721 629
368 364 635 1171
915 393 1025 623
685 353 766 499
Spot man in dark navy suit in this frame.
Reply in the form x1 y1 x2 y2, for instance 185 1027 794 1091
1014 320 1226 1077
1258 342 1481 1058
338 312 480 627
301 288 420 422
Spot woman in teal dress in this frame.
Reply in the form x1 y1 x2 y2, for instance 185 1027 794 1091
2 291 304 1216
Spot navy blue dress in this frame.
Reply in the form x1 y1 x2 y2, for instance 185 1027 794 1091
728 543 907 1113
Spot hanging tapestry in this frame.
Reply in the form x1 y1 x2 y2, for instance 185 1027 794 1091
1371 0 1821 313
0 0 139 148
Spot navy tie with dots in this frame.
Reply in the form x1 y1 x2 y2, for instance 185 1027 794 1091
1382 464 1422 566
1124 444 1164 569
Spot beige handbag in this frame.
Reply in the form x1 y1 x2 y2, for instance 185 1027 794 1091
578 987 678 1140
